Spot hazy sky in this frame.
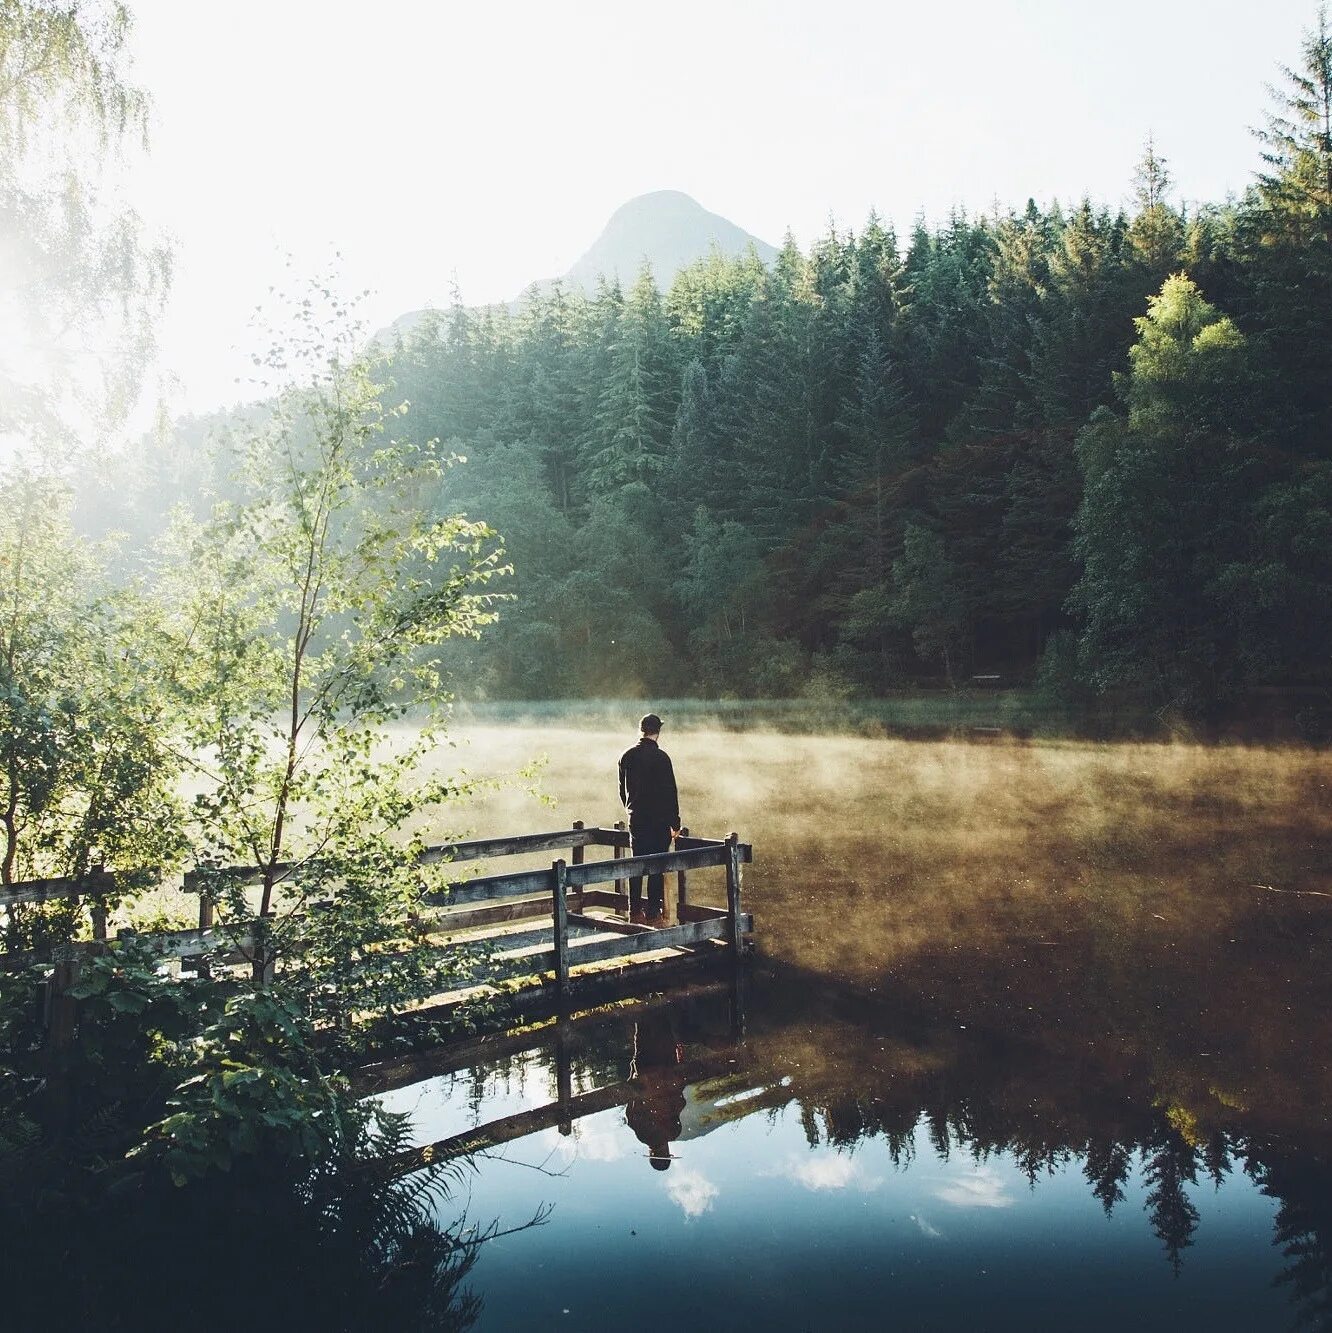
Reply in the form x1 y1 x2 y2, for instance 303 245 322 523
124 0 1321 415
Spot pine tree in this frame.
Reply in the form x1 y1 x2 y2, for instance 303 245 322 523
1070 276 1259 711
834 330 914 586
1243 5 1332 456
1256 5 1332 244
1128 136 1186 283
584 265 672 491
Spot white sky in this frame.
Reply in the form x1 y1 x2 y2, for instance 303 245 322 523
123 0 1322 415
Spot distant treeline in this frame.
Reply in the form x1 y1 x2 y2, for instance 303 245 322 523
112 18 1332 720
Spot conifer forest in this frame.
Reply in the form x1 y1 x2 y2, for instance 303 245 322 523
88 17 1331 730
251 30 1332 720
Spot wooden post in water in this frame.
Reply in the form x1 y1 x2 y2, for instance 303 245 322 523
555 1017 573 1135
725 832 744 955
552 859 570 994
675 826 690 918
729 954 748 1040
613 819 627 905
570 821 585 914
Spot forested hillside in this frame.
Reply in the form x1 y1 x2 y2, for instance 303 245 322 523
122 16 1332 721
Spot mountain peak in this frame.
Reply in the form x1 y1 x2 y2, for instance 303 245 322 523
562 191 776 291
383 192 776 342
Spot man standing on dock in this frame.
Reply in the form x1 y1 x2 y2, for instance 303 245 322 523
618 713 681 925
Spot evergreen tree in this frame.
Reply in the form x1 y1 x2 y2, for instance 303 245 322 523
1128 136 1186 281
1244 4 1332 456
585 266 673 491
1070 275 1260 710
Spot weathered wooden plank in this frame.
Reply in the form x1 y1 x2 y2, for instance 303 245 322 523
475 918 733 986
183 864 273 890
587 825 631 848
570 822 585 912
678 903 728 924
177 828 730 896
562 917 731 966
565 911 652 937
552 860 569 993
0 869 115 910
426 896 551 933
364 922 560 977
674 833 723 850
580 888 629 911
46 954 81 1050
565 844 729 888
419 866 556 908
120 926 253 961
676 826 692 912
613 820 627 896
418 826 603 865
725 832 745 953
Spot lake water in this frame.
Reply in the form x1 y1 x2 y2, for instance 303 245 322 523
376 971 1322 1332
368 728 1332 1331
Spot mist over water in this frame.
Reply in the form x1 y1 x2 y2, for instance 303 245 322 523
378 719 1332 1328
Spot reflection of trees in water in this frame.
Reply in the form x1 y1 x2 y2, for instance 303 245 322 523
1084 1137 1133 1213
1141 1130 1201 1276
728 960 1331 1329
1255 1149 1332 1331
387 977 1332 1331
784 1080 1331 1326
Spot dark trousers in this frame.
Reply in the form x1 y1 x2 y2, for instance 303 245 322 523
629 822 672 915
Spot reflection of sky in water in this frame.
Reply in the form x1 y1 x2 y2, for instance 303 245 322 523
378 1070 1288 1332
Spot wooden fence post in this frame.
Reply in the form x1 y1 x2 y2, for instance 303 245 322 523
725 832 744 956
46 950 82 1053
675 826 690 918
570 821 585 914
613 820 627 905
185 868 215 931
552 859 569 995
88 864 109 943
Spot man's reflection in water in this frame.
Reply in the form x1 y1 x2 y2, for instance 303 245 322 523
625 1012 687 1171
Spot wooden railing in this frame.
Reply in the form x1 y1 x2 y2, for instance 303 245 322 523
1 821 755 1042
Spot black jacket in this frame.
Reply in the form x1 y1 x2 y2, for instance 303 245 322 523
618 738 680 830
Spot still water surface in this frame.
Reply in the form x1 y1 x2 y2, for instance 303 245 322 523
375 974 1316 1332
376 732 1332 1331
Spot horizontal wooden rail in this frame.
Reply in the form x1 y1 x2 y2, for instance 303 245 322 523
419 867 555 909
564 843 751 889
418 826 627 865
0 822 753 1032
418 840 747 908
182 826 633 893
118 925 253 961
0 825 646 911
485 914 752 984
0 869 114 910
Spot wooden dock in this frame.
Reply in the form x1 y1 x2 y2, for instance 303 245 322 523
0 823 755 1048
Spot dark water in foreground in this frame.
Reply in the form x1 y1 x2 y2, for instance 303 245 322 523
372 967 1331 1332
